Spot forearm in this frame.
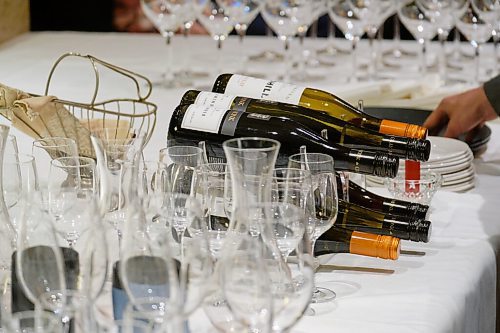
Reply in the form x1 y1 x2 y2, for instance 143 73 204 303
484 75 500 116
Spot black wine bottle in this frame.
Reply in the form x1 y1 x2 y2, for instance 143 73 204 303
315 226 400 260
335 199 432 242
180 90 431 161
168 104 399 177
211 74 428 139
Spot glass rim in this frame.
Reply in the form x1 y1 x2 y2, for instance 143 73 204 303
222 137 281 152
272 167 311 179
50 156 96 168
288 152 334 164
391 171 442 185
32 137 77 148
160 145 204 157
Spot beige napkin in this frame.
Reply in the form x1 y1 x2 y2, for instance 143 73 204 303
0 83 95 158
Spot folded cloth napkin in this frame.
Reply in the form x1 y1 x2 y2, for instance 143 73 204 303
0 82 95 158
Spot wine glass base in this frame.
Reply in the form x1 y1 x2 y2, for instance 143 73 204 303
310 287 336 304
248 50 284 63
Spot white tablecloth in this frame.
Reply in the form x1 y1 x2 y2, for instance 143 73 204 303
0 32 498 333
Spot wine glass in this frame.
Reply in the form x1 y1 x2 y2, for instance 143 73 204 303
31 137 78 191
119 193 181 311
48 157 98 242
328 0 365 82
15 191 67 329
288 152 338 303
416 0 455 80
349 0 395 80
471 0 500 75
270 168 310 261
223 202 315 332
7 310 62 333
197 1 235 81
3 154 37 230
261 0 314 81
160 145 204 194
456 3 493 84
193 163 230 260
216 0 263 75
398 1 438 76
140 0 188 88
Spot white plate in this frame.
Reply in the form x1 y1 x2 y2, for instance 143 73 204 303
442 174 475 186
427 136 473 162
440 181 475 192
423 153 473 168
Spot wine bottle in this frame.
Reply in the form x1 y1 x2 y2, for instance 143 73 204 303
314 226 400 260
211 74 428 139
168 104 399 177
334 199 432 242
180 90 431 161
335 174 430 220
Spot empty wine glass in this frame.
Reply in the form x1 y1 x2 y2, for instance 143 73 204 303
197 1 235 79
417 0 455 79
456 3 494 84
160 145 204 194
193 163 230 260
119 194 181 325
216 0 263 75
261 0 314 81
140 0 188 88
398 1 438 75
288 152 338 304
7 310 62 333
328 0 364 82
471 0 500 75
223 202 314 332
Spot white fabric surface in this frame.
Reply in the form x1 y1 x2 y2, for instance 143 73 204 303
0 32 498 333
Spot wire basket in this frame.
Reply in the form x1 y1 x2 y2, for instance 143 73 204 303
0 52 157 159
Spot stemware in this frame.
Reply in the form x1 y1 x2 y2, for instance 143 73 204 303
160 145 204 194
471 0 500 75
328 0 364 82
140 0 189 88
416 0 455 80
456 3 494 84
288 152 338 303
31 137 78 190
398 1 438 75
261 0 314 81
197 1 235 80
216 0 263 75
223 202 314 332
349 0 395 80
7 310 62 333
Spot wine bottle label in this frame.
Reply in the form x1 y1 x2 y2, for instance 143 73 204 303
181 105 228 133
193 91 252 112
225 74 305 105
195 91 236 110
220 110 244 136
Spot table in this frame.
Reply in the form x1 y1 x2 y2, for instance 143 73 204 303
0 32 499 333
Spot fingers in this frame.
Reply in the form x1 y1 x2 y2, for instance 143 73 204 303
423 105 449 136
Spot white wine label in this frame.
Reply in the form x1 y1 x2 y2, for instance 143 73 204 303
225 74 305 105
194 91 236 110
220 110 244 136
181 105 227 133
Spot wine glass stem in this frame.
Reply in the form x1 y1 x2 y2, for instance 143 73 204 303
493 31 499 75
237 28 248 73
282 38 292 82
393 15 401 55
368 32 377 81
419 38 427 76
350 37 359 83
215 37 224 77
473 42 480 86
438 35 447 81
164 33 174 84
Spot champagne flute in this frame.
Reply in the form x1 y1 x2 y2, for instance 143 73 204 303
288 153 338 303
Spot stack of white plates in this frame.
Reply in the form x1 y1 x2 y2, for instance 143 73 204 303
367 136 475 192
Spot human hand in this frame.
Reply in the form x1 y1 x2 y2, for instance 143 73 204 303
423 86 498 140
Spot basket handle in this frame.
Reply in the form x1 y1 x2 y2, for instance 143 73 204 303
44 52 153 106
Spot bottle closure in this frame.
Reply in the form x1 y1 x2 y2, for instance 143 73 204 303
350 231 400 260
379 120 428 139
